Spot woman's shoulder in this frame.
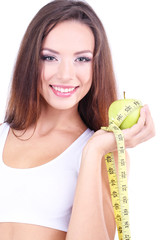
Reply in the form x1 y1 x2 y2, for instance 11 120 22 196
0 122 7 127
83 128 94 140
75 128 94 151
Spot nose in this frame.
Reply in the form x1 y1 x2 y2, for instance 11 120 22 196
57 59 75 81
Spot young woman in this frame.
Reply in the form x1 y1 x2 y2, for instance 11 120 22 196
0 0 155 240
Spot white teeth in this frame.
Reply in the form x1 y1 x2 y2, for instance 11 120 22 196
60 88 64 92
52 86 76 93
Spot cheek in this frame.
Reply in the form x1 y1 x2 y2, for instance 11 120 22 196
39 67 51 95
41 65 56 83
41 66 47 85
78 65 93 86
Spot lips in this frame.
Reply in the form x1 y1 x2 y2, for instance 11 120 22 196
49 85 79 97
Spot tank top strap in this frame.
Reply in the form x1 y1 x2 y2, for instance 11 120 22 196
0 122 10 165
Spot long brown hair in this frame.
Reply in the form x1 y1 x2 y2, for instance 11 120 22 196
5 0 117 131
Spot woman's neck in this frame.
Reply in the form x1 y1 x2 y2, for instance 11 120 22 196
34 103 87 137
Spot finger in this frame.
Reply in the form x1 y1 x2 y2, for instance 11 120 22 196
123 105 146 137
136 105 155 140
131 105 146 132
122 105 153 148
144 105 155 131
132 105 155 145
139 105 147 124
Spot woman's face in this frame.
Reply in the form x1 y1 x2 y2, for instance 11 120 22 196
40 20 94 111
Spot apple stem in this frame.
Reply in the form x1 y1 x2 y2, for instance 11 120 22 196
123 91 126 99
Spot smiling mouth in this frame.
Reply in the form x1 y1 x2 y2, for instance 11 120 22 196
49 85 79 97
49 85 78 93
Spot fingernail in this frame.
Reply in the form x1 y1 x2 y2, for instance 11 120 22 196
141 105 146 113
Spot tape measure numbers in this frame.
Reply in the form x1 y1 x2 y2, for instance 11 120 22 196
101 100 142 240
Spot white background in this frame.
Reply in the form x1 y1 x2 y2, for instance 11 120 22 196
0 0 159 239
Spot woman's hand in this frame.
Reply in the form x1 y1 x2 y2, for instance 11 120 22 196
84 105 155 157
122 104 155 148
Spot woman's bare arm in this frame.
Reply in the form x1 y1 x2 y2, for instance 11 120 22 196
66 105 155 240
66 147 112 240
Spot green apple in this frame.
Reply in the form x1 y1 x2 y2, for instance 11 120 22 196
108 92 142 130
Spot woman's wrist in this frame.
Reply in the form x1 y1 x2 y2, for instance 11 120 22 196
83 130 117 159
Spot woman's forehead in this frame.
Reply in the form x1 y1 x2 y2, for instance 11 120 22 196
42 20 95 54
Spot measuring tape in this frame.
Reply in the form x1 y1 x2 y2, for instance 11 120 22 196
101 99 142 240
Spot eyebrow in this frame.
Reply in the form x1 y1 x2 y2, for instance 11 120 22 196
41 48 93 55
75 50 93 55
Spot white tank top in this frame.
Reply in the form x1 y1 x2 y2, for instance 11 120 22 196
0 123 94 232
